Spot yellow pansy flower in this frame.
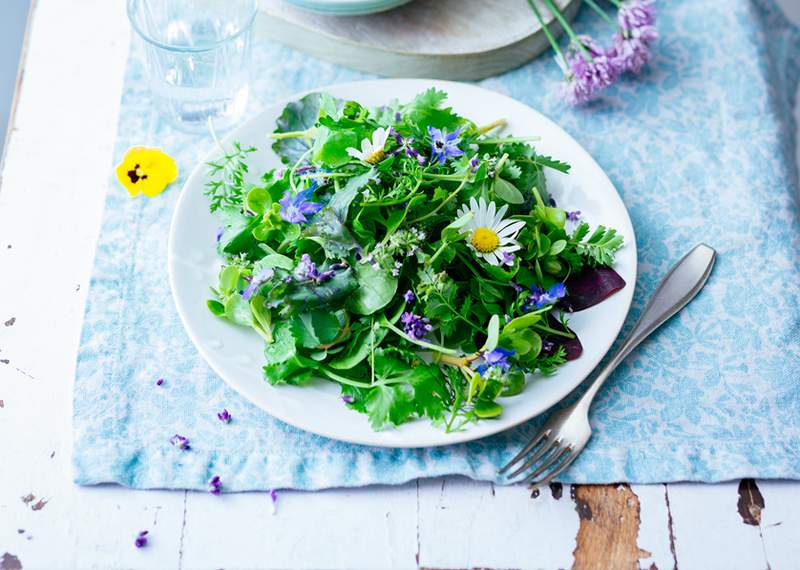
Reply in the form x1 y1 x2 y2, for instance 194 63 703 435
115 146 179 198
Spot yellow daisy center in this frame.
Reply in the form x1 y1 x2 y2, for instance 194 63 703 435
366 149 386 164
471 227 500 253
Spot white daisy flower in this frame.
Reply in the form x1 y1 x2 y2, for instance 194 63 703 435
346 127 391 164
456 197 526 266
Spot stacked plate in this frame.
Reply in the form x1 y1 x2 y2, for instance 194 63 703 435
284 0 413 15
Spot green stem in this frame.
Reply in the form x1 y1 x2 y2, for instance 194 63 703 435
583 0 618 28
454 250 508 287
269 128 315 140
527 0 567 64
476 118 507 135
409 172 471 224
289 148 313 193
532 323 575 338
382 321 460 356
542 0 593 62
478 136 542 144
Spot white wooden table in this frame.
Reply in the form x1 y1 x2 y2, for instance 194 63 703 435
2 1 799 568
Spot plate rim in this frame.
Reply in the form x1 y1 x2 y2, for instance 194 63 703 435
167 78 637 448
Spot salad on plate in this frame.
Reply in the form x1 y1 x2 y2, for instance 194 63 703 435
204 89 625 431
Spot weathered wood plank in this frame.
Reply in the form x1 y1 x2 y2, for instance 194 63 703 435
178 484 418 570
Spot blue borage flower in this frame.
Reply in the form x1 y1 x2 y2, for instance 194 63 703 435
526 283 567 310
476 347 516 376
169 434 190 450
279 186 323 224
242 268 274 301
217 409 232 423
428 126 464 164
134 530 149 548
401 311 432 340
208 475 222 495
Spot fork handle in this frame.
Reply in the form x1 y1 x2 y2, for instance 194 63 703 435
576 243 717 408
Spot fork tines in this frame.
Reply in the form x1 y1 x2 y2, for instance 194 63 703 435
500 432 577 488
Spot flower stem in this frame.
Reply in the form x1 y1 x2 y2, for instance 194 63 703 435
527 0 567 65
381 321 460 356
479 136 542 144
583 0 618 29
269 128 315 140
476 118 507 135
409 171 471 224
541 0 593 62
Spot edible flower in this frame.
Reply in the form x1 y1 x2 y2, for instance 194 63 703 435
346 127 391 164
617 0 655 31
566 210 582 222
134 530 149 548
401 312 432 340
169 434 190 450
115 146 178 198
560 36 619 105
294 254 337 284
402 290 415 304
242 268 274 301
217 409 232 423
476 347 515 376
457 197 525 266
428 126 464 164
526 283 567 310
269 489 278 514
391 131 426 164
279 188 323 224
208 476 222 495
155 378 164 386
609 1 658 74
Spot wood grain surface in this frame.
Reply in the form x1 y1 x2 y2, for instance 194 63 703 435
258 0 581 80
2 1 800 569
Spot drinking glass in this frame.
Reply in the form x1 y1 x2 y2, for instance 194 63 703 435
127 0 258 132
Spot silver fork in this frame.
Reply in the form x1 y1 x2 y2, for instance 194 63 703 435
500 243 717 488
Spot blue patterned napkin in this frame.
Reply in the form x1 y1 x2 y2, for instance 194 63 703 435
73 0 800 490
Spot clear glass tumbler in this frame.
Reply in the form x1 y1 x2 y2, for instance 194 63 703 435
127 0 258 132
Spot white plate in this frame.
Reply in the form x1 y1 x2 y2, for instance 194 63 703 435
168 79 637 448
282 0 413 15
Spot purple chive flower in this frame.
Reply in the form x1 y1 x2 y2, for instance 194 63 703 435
392 131 426 164
215 226 224 242
134 530 149 548
169 434 190 450
561 36 619 105
526 283 567 310
402 289 415 304
428 126 464 164
208 476 222 495
501 251 516 266
401 311 433 340
217 409 232 423
341 394 354 404
278 187 323 224
155 378 164 386
610 25 658 73
566 210 582 222
294 254 336 284
241 268 274 301
617 0 655 31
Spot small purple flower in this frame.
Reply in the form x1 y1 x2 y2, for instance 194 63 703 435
269 489 278 514
392 131 426 165
242 268 274 301
510 282 524 293
279 187 323 224
155 378 164 386
526 283 567 310
469 155 479 172
617 0 655 31
403 290 415 304
395 111 403 122
566 210 582 222
401 311 433 340
217 409 232 423
610 26 658 73
341 394 354 404
560 36 619 105
428 126 464 164
484 347 515 369
208 475 222 495
294 254 336 284
501 252 516 266
215 226 224 242
134 530 149 548
169 434 190 450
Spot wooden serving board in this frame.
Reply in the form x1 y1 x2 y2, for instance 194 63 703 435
257 0 581 80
